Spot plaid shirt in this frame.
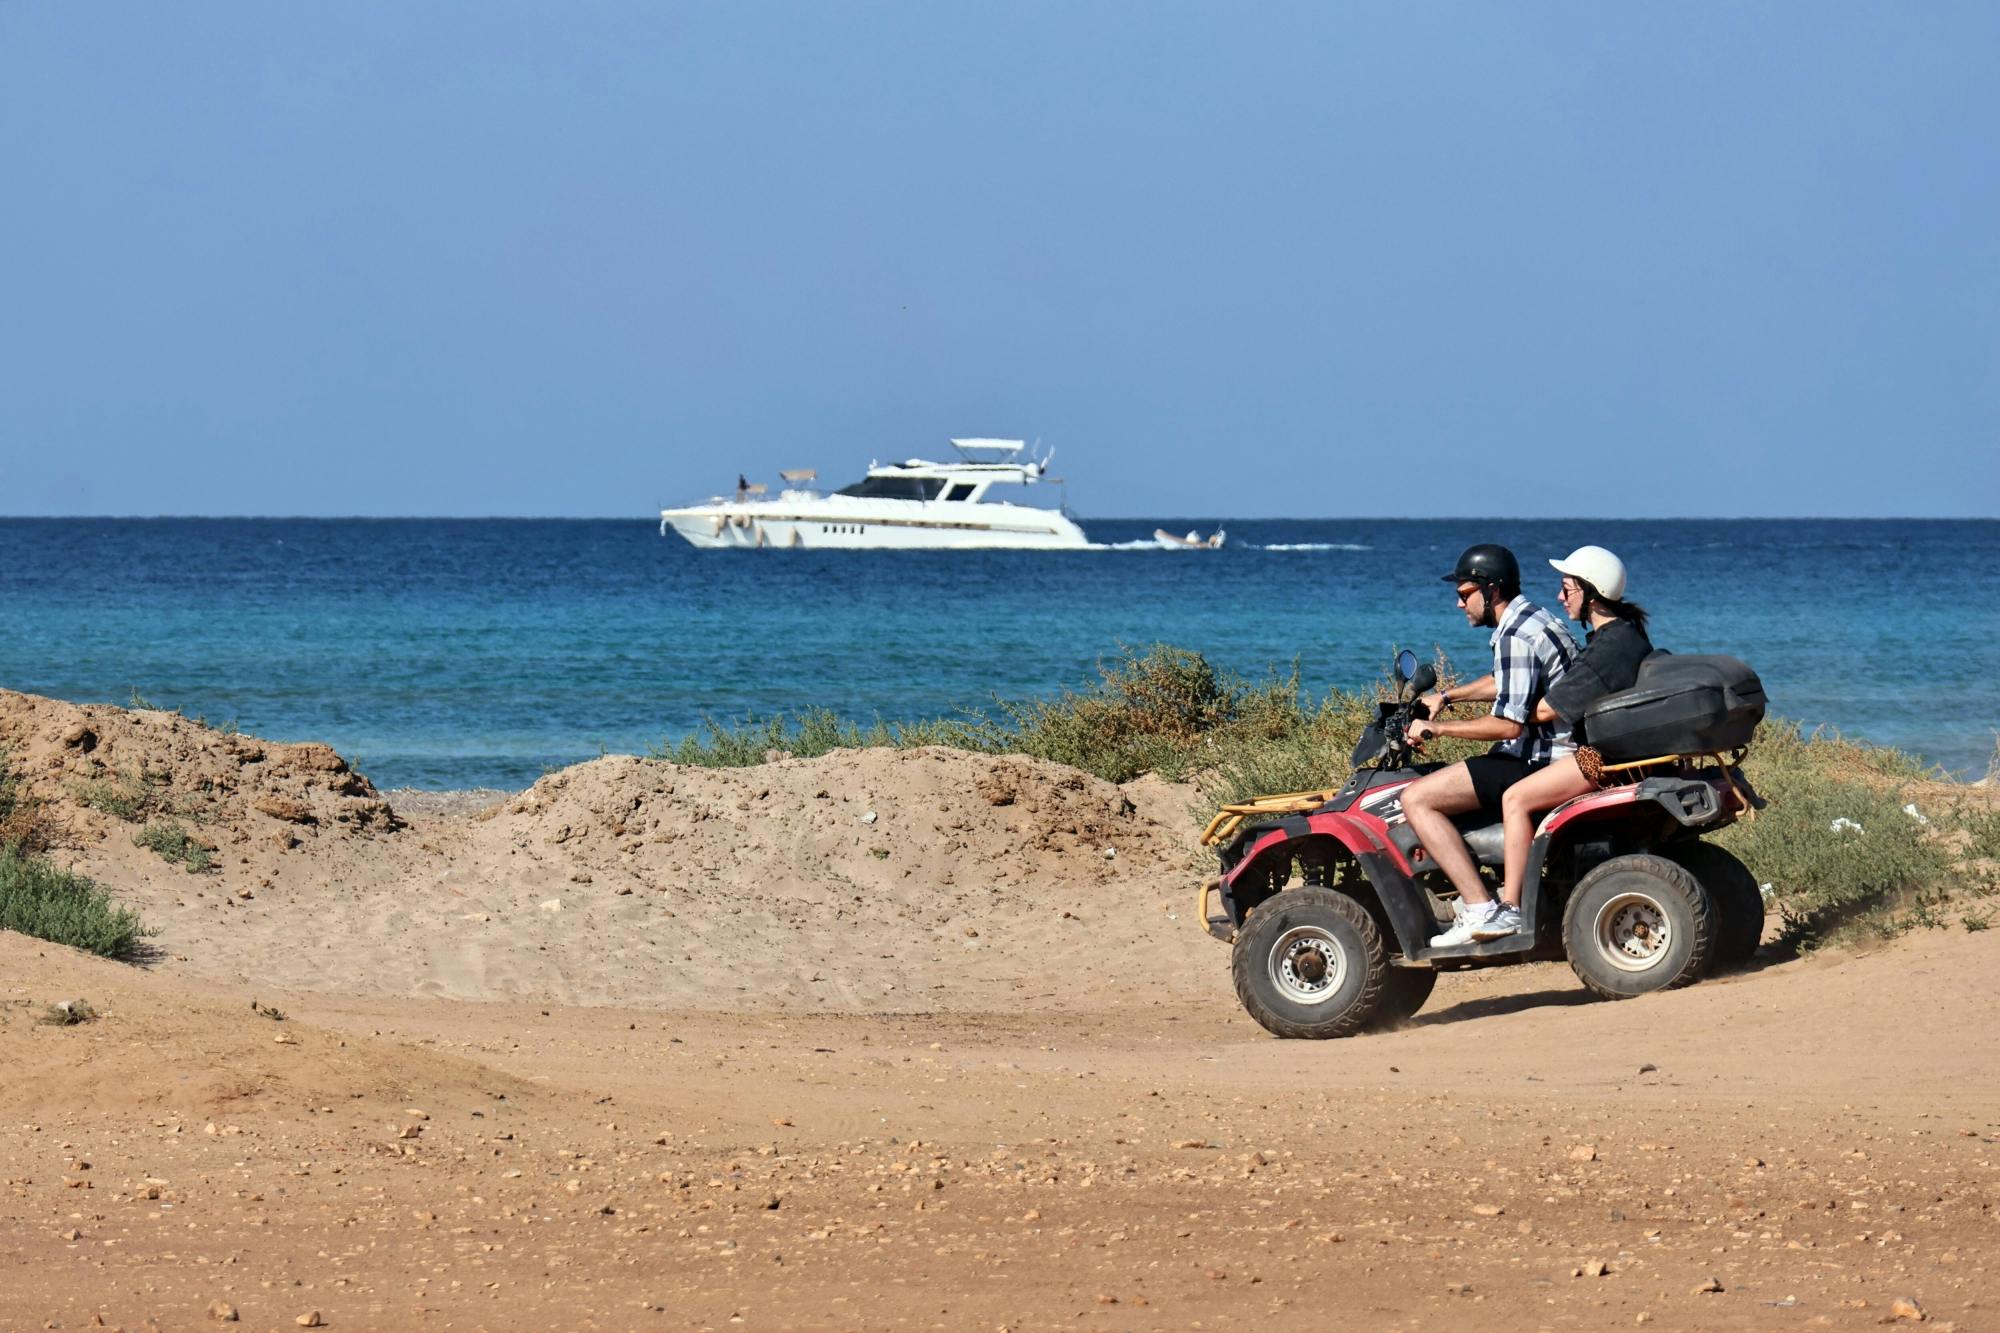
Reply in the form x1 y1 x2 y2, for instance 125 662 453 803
1488 597 1580 763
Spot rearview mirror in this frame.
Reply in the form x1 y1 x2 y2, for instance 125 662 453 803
1410 663 1437 696
1394 649 1418 683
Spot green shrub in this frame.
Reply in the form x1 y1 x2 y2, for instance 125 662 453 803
134 821 215 873
1198 679 1488 810
649 647 1991 950
995 646 1222 781
658 645 1281 783
0 751 25 822
1957 802 2000 867
662 643 1484 788
73 772 154 822
0 845 152 958
998 646 1331 784
1714 724 1951 945
655 708 1000 768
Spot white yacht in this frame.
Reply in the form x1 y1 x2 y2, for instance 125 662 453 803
659 439 1089 550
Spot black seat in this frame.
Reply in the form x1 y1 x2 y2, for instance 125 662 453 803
1452 816 1507 866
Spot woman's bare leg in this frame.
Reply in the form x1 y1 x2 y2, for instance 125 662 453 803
1498 756 1594 907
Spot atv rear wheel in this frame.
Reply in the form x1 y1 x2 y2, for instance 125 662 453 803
1372 966 1438 1030
1563 854 1715 1000
1232 887 1387 1039
1668 842 1764 970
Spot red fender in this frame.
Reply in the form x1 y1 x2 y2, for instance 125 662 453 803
1535 771 1733 839
1535 786 1640 838
1309 810 1417 876
1222 809 1414 888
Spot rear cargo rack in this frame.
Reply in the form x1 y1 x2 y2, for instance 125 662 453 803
1593 748 1758 819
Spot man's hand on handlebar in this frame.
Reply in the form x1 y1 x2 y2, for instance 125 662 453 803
1405 717 1439 747
1418 691 1449 718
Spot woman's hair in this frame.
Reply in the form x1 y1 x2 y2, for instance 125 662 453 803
1586 587 1649 633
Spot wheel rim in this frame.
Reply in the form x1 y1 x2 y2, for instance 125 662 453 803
1269 926 1348 1005
1592 891 1672 972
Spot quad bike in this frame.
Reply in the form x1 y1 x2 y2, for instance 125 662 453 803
1197 649 1768 1038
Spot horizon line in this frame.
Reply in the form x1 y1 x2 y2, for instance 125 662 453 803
1 513 1994 523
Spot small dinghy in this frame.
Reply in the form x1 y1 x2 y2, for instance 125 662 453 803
1153 527 1226 550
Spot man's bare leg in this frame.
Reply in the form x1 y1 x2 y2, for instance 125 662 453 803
1399 763 1491 907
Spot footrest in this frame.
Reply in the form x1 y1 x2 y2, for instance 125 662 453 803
1417 932 1537 962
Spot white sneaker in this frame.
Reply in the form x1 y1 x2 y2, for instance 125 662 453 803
1430 901 1498 948
1471 903 1524 940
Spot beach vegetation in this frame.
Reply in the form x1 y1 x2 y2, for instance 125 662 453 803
659 645 1480 789
654 707 998 768
39 999 99 1026
1 749 63 856
656 641 1999 951
73 771 156 822
134 820 216 873
0 845 153 959
1704 720 1995 947
1958 801 2000 867
73 765 197 824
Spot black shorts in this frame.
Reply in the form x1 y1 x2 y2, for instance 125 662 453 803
1464 753 1547 812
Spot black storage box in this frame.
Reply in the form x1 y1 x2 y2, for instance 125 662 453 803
1580 653 1767 760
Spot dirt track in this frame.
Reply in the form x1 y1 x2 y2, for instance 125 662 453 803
2 692 1996 1329
6 927 1997 1331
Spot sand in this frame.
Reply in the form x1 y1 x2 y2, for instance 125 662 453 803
2 688 1995 1330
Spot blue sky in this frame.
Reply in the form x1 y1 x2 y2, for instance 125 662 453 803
2 3 1993 518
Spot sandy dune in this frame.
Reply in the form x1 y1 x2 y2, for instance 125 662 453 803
2 690 1995 1330
2 691 1212 1010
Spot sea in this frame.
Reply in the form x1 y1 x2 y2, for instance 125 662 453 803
0 518 1991 790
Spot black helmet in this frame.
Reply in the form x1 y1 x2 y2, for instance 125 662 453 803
1442 543 1520 589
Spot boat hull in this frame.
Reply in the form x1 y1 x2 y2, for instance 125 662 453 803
661 502 1088 550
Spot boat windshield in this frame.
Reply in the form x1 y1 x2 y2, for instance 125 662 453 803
834 476 947 501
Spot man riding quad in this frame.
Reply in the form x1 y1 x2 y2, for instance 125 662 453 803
1192 541 1768 1039
1400 543 1578 945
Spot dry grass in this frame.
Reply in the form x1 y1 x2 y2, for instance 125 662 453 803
0 749 64 855
654 646 1996 947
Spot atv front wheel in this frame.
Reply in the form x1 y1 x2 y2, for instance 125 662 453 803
1667 842 1765 970
1563 854 1714 1000
1231 887 1387 1039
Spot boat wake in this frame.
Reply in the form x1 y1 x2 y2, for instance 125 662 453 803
1086 539 1373 552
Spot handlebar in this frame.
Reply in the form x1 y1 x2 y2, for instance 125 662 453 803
1352 693 1435 770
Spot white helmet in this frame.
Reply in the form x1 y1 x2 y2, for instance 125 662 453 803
1549 545 1627 601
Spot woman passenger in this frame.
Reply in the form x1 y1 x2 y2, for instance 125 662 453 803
1483 546 1652 935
